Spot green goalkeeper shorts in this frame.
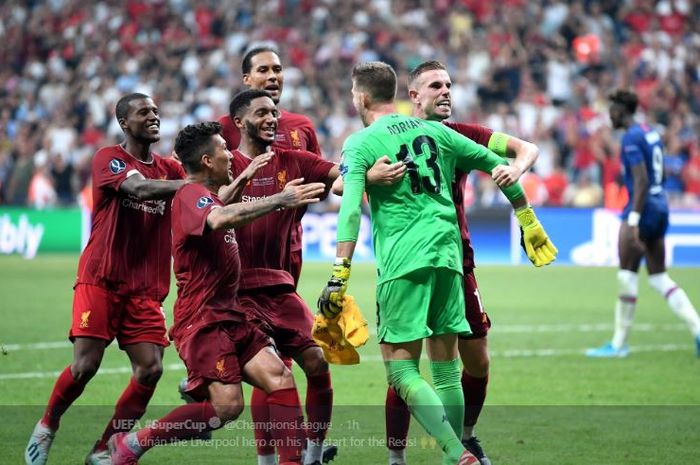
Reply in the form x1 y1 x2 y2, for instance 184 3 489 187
375 267 469 344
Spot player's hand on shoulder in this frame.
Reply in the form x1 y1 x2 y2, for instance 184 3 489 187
279 178 325 208
367 155 406 186
492 164 523 188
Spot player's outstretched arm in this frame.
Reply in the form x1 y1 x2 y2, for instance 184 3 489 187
207 178 325 230
218 150 274 205
120 172 185 200
366 155 406 186
490 134 539 187
331 156 405 196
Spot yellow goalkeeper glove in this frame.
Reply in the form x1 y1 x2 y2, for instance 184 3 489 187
515 206 558 267
317 258 351 318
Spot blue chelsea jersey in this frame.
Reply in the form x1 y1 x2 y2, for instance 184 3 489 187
621 123 666 201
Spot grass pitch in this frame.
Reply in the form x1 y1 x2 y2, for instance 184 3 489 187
1 255 699 464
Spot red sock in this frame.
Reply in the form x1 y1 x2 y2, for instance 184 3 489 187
385 386 410 450
41 366 87 430
252 357 293 456
95 377 155 450
251 387 275 455
462 371 488 429
136 401 218 451
267 388 303 464
305 371 333 441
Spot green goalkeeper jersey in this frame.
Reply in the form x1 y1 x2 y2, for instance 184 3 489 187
337 113 523 284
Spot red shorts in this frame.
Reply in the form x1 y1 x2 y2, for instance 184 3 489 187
289 248 303 287
70 284 169 349
176 319 273 400
238 289 316 358
459 269 491 340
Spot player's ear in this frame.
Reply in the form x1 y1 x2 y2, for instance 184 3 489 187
232 115 244 129
408 88 419 104
201 152 213 170
118 118 128 131
242 73 251 86
361 92 371 110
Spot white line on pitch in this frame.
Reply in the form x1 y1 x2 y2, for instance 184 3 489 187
359 343 691 362
1 323 686 352
0 363 185 381
0 344 693 381
2 341 72 351
492 323 685 333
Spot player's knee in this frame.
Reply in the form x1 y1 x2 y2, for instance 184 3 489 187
302 352 329 377
277 365 296 390
617 270 639 297
463 355 490 378
213 398 244 422
71 357 100 384
133 360 163 386
648 272 677 297
262 360 295 392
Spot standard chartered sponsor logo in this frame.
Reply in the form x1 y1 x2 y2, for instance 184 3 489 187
241 194 269 203
121 197 166 215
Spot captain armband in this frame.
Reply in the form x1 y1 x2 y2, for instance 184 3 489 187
487 132 510 157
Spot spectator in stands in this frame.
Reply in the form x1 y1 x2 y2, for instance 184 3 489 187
1 0 699 209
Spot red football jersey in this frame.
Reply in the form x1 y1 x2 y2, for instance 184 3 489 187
219 108 323 255
218 109 321 155
75 145 185 300
445 122 494 270
170 183 244 341
231 148 334 291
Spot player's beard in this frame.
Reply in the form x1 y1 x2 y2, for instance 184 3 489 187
245 120 274 148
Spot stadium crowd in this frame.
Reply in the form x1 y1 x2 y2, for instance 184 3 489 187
1 0 700 210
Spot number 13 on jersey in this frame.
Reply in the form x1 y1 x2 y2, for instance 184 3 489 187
395 135 443 194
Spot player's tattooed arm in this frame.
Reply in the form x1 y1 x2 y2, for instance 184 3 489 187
207 178 325 229
120 172 185 200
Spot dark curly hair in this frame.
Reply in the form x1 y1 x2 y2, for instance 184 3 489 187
229 89 273 119
174 121 222 174
609 89 638 115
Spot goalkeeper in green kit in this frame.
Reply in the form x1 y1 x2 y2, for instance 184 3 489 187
318 62 556 465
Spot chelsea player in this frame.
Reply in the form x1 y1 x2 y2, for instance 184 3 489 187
587 90 700 358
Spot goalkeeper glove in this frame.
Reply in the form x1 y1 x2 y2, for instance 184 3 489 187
318 258 351 318
515 206 558 267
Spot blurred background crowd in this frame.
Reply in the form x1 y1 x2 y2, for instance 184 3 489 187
1 0 700 211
